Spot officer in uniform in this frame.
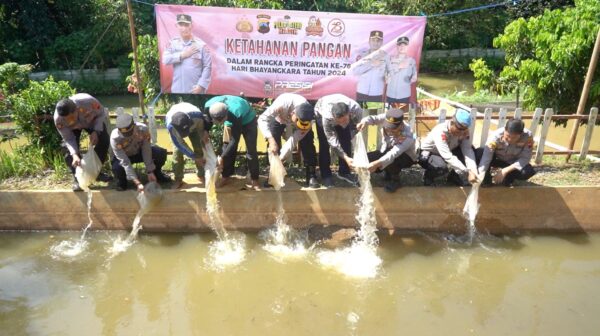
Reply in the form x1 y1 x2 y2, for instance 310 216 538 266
476 119 536 186
356 108 416 193
418 109 479 186
257 93 319 188
386 36 417 104
54 93 111 191
314 94 363 187
205 95 260 190
162 14 212 94
166 102 213 189
110 114 171 191
352 30 390 103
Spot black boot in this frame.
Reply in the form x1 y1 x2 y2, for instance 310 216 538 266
306 166 320 188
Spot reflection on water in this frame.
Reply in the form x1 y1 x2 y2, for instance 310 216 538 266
1 232 599 335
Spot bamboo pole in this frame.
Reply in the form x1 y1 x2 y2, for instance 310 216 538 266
566 28 600 161
126 0 145 116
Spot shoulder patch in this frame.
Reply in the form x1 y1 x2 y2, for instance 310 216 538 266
487 141 498 150
441 133 447 141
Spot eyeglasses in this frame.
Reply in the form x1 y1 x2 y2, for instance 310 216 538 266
118 123 135 134
296 120 311 131
454 123 469 131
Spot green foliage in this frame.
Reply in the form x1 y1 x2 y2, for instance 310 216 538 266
507 0 575 19
0 62 33 117
0 145 69 180
421 56 504 74
470 58 495 92
130 34 160 106
9 77 75 153
493 0 600 114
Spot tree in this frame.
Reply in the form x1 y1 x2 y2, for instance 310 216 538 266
474 0 599 114
507 0 575 19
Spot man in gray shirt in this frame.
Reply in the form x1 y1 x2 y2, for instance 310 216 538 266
418 109 479 186
54 93 111 191
110 114 171 191
162 14 212 94
356 108 416 192
476 118 536 186
314 94 363 187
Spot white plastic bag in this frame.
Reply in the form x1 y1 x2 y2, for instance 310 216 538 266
75 148 102 191
352 133 370 169
137 181 163 215
268 152 287 190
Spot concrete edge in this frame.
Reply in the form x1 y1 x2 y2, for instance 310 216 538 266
0 184 598 234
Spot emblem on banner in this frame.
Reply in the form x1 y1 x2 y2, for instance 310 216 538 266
274 15 302 35
257 14 271 34
236 17 253 33
305 16 323 36
327 18 345 37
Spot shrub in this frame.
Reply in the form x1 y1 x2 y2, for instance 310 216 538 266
9 77 75 154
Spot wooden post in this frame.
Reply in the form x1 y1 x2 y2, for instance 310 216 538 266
480 108 492 146
362 107 371 148
566 29 600 161
498 107 507 129
469 108 477 140
438 108 447 124
579 107 598 160
409 106 416 138
514 107 522 120
126 0 145 116
529 107 543 138
535 108 554 165
147 106 157 144
132 107 139 122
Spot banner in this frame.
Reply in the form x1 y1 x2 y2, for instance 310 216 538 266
156 5 426 102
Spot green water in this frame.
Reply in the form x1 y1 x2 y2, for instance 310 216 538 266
1 232 599 335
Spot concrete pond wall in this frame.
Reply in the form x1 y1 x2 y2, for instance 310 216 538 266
0 182 597 234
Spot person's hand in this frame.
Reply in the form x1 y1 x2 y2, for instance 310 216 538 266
194 157 206 167
134 179 144 193
356 122 366 131
494 168 506 184
344 155 355 169
191 85 205 94
147 172 157 182
202 131 210 143
368 160 382 173
468 170 479 184
217 156 223 172
72 154 81 168
268 137 279 154
89 131 99 146
181 45 199 59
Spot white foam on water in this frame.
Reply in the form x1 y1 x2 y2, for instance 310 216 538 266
317 133 382 279
205 233 246 272
260 180 310 261
203 141 246 270
50 190 94 259
108 183 163 257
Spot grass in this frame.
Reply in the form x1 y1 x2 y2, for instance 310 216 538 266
429 90 517 105
0 146 69 182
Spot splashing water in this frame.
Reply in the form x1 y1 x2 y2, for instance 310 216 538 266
50 190 94 259
203 141 245 269
317 133 382 278
108 182 164 256
461 172 486 244
260 153 310 260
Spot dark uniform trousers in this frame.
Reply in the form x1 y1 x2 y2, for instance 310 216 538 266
269 119 317 167
111 145 168 189
222 118 259 180
356 93 383 103
367 150 415 175
419 147 477 183
62 124 110 176
474 147 536 186
316 121 352 178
